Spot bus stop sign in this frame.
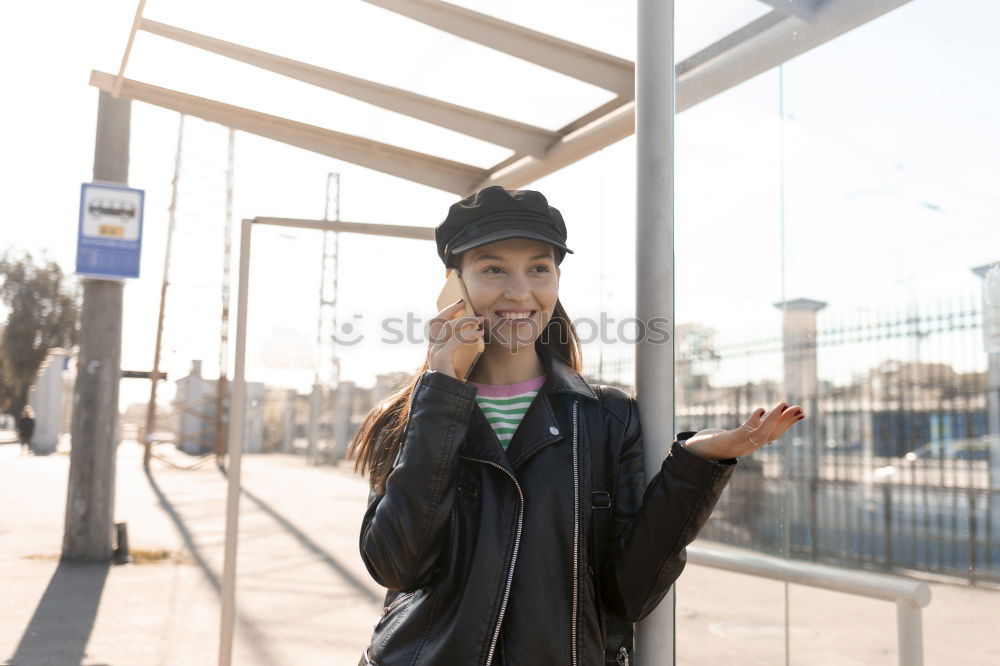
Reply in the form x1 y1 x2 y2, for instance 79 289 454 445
76 182 144 279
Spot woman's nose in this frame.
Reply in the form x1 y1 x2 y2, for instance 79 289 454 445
504 279 531 300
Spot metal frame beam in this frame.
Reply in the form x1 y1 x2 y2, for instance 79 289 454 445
112 0 147 98
251 216 435 240
95 0 915 196
477 0 915 190
90 70 486 195
755 0 825 23
220 215 432 665
140 19 560 158
363 0 635 98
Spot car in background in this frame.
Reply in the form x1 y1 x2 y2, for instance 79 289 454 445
873 434 998 481
904 434 999 462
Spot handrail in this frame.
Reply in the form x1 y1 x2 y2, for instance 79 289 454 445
687 542 931 666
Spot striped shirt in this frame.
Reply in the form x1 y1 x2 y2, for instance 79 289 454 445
469 374 547 449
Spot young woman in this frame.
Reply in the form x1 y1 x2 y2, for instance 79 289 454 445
349 186 805 666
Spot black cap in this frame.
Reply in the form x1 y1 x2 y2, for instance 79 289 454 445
435 186 574 267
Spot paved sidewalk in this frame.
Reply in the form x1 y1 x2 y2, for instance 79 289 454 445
1 438 997 665
1 439 383 665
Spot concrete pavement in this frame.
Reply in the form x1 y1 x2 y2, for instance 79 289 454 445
1 438 383 665
1 436 997 665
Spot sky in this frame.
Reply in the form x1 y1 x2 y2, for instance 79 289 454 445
1 0 998 412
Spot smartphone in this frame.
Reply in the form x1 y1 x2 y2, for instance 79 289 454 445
435 268 484 381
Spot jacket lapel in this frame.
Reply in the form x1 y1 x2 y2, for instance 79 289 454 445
459 350 599 472
505 351 598 471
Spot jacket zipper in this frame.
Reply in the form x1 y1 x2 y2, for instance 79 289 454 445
571 399 579 666
373 589 417 628
458 455 524 666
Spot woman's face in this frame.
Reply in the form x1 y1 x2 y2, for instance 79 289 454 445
458 238 561 352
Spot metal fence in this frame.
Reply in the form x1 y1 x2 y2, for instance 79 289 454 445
585 293 1000 585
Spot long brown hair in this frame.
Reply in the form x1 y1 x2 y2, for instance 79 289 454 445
348 292 583 494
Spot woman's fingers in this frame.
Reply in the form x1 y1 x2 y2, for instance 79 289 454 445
773 405 805 439
745 408 764 427
742 402 805 449
437 297 468 319
430 309 482 342
437 314 485 344
426 309 487 377
429 299 468 335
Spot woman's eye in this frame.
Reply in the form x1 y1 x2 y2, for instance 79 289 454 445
482 265 550 274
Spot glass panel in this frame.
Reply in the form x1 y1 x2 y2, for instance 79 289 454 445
672 58 789 664
780 1 1000 663
676 0 1000 664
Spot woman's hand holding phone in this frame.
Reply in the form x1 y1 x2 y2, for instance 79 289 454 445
427 298 487 380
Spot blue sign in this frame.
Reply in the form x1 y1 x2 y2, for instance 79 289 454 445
76 182 144 280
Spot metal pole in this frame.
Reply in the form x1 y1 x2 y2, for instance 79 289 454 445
307 383 320 463
215 128 235 461
283 388 295 453
218 218 252 666
143 113 184 466
895 599 924 666
63 90 130 562
635 0 675 664
330 173 341 387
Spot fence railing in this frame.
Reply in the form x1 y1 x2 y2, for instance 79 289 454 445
586 294 1000 584
686 541 931 666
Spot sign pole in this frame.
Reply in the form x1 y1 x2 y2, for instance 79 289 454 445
63 90 132 562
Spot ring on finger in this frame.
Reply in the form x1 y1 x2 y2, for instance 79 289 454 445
741 422 769 447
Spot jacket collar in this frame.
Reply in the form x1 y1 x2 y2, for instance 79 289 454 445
538 350 599 402
459 350 597 471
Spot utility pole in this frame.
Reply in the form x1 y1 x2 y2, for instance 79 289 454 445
143 114 184 466
63 90 130 562
214 128 235 461
310 172 341 464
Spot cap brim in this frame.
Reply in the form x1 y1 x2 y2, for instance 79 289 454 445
449 229 573 257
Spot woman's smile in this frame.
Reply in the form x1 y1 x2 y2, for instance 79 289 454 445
494 309 537 325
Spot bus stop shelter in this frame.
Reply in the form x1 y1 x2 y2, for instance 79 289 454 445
96 1 917 663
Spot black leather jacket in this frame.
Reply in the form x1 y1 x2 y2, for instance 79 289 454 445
358 353 737 665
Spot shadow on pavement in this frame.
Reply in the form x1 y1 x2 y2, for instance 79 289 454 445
143 463 280 666
7 561 109 666
218 464 381 605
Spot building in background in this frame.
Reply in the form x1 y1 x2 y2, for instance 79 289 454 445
174 359 266 455
28 348 76 455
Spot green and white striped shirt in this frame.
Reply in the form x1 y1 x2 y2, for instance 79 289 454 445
469 374 547 449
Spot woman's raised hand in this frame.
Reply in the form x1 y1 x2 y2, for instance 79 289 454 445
426 298 487 380
682 401 805 461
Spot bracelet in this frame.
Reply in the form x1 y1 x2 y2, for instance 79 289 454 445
741 422 770 447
